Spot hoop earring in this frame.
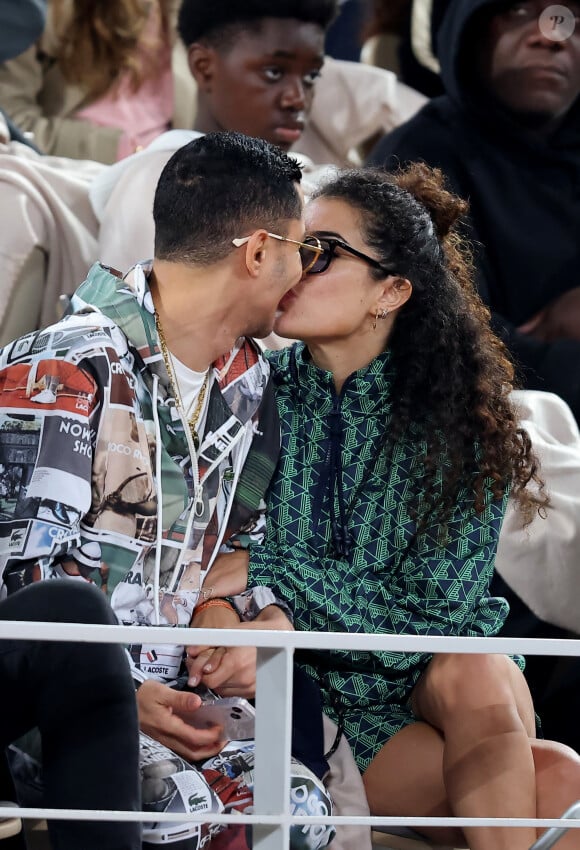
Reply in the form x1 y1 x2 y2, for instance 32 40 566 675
373 307 389 330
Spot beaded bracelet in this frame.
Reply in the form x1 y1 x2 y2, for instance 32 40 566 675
195 597 236 616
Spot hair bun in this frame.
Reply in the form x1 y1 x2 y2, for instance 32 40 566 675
394 162 468 240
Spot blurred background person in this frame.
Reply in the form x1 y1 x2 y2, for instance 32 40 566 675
0 0 196 163
0 0 45 147
91 0 426 275
324 0 370 62
361 0 451 95
368 0 580 422
0 0 426 357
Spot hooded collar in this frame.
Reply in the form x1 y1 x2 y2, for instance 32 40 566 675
269 342 395 415
71 261 171 394
72 261 269 428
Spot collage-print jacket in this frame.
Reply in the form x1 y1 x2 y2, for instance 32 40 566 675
0 262 281 682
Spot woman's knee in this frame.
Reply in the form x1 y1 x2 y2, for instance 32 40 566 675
533 739 580 815
533 739 580 779
414 653 528 729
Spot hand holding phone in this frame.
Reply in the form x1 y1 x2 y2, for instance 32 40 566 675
187 696 256 741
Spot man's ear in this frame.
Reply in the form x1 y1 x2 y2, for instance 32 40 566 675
239 231 269 278
188 43 217 89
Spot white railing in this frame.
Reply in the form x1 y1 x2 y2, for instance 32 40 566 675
1 621 580 849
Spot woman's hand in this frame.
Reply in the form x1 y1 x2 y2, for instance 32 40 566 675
186 605 294 698
136 679 226 761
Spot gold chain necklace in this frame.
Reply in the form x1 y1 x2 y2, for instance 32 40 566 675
154 311 209 450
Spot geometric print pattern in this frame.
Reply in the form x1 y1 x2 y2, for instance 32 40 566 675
249 344 511 770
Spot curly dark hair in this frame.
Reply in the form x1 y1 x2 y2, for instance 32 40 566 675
178 0 338 48
311 163 546 528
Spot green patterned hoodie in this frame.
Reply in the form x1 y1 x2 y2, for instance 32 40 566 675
249 343 510 769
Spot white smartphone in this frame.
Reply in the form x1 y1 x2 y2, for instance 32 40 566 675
188 697 256 740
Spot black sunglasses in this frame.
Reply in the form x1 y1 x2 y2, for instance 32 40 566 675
299 236 396 276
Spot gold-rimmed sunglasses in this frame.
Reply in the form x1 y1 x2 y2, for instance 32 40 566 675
232 232 323 273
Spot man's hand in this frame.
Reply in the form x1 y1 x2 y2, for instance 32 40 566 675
136 679 226 761
207 549 250 596
519 288 580 342
186 605 294 698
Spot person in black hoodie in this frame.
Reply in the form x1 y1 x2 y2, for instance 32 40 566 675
368 0 580 422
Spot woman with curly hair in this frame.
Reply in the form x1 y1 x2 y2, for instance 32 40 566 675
187 163 580 850
0 0 184 162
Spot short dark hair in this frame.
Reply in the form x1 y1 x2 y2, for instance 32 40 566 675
178 0 338 48
153 131 303 265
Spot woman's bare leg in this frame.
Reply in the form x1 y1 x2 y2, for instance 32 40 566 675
364 655 580 849
363 720 466 847
411 652 537 850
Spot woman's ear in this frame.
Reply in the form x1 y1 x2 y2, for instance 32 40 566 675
188 43 216 89
380 276 412 313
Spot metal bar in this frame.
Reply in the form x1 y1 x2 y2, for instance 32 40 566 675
1 806 579 831
253 646 293 849
529 802 580 849
2 619 580 841
1 620 580 656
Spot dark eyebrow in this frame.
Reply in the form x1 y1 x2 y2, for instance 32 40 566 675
312 230 347 241
268 50 296 59
265 50 324 64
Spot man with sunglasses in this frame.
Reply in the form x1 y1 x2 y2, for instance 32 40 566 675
0 132 341 850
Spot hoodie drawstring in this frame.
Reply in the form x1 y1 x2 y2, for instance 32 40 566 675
151 373 163 625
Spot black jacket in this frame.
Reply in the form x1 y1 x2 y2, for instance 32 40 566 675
368 0 580 421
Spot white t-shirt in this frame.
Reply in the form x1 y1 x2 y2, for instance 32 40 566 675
171 353 213 438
